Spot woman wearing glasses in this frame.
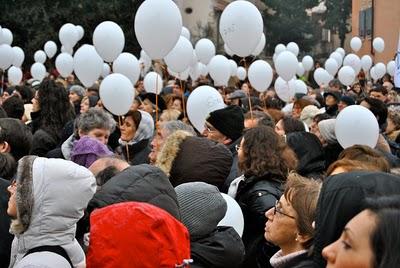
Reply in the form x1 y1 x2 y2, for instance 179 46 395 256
233 126 298 267
265 173 321 268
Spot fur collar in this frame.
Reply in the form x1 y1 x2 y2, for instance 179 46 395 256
155 130 193 176
11 155 37 235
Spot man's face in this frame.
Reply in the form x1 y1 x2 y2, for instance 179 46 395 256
202 122 229 144
149 127 169 164
369 91 386 102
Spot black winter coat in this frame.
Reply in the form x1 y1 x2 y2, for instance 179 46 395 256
222 137 242 193
235 172 284 268
191 226 245 268
116 138 151 166
0 178 13 268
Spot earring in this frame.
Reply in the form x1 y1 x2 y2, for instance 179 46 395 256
295 237 298 242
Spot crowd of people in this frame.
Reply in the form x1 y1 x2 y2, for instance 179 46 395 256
0 63 400 268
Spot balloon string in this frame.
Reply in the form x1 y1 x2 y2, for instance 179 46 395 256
155 72 159 129
1 71 4 96
179 77 187 119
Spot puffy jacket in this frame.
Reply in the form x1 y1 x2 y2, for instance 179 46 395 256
8 156 96 268
235 172 284 268
191 226 245 268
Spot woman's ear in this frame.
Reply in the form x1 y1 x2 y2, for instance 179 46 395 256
296 233 312 245
0 141 10 153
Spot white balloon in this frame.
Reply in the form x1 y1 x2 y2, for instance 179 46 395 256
144 72 163 94
329 51 343 67
294 79 308 94
228 59 238 77
12 46 24 67
61 45 73 55
361 55 373 71
100 73 135 116
224 43 234 56
343 54 361 74
275 77 296 102
59 23 78 49
275 44 286 55
236 66 247 81
181 26 190 40
335 47 346 57
0 28 13 45
350 37 362 52
286 42 299 56
0 44 14 70
164 36 193 73
302 55 314 71
325 58 339 76
134 0 182 60
219 0 263 57
76 25 84 41
208 55 231 86
313 68 331 86
168 67 189 81
373 37 385 53
387 60 396 76
374 62 386 79
248 60 273 92
190 51 198 67
199 63 208 76
187 85 225 133
30 62 46 82
113 52 140 85
296 63 305 77
44 41 57 59
275 51 298 81
252 33 265 56
338 66 356 86
195 39 216 65
93 21 125 62
101 63 111 78
189 63 201 81
218 193 244 237
0 26 2 44
73 44 103 87
7 66 22 85
34 50 47 64
370 67 379 81
335 105 379 149
55 53 74 78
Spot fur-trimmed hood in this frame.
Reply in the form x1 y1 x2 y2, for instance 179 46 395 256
155 130 233 190
9 156 96 267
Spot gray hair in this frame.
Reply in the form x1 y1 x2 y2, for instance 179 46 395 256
161 120 196 137
77 108 116 134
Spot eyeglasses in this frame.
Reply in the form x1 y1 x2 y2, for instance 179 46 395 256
235 144 241 152
204 124 216 133
273 200 295 219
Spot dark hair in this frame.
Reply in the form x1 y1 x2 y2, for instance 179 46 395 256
328 79 341 88
293 99 313 111
2 95 25 120
124 110 142 129
37 79 75 137
363 196 400 268
0 153 16 180
15 85 34 104
313 113 331 124
265 97 285 110
244 111 275 128
338 145 390 172
239 126 298 177
280 116 305 134
370 84 388 96
361 97 388 127
96 166 120 187
284 172 321 249
0 118 33 161
0 107 7 118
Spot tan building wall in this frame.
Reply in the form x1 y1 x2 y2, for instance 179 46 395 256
352 0 400 63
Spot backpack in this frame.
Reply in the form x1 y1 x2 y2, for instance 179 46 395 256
24 245 73 267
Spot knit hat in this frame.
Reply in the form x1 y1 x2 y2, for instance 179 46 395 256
175 182 227 239
87 202 191 268
69 85 86 98
318 119 337 144
156 131 233 190
206 105 244 141
300 105 324 127
71 136 114 168
339 95 355 106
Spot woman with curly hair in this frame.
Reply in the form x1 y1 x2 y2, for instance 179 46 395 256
230 126 298 267
30 79 75 156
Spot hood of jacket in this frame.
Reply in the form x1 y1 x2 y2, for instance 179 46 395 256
61 134 76 160
88 164 181 220
312 171 400 267
190 226 245 268
156 130 233 189
9 156 96 267
286 132 326 177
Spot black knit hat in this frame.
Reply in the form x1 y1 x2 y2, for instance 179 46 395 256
206 105 244 142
